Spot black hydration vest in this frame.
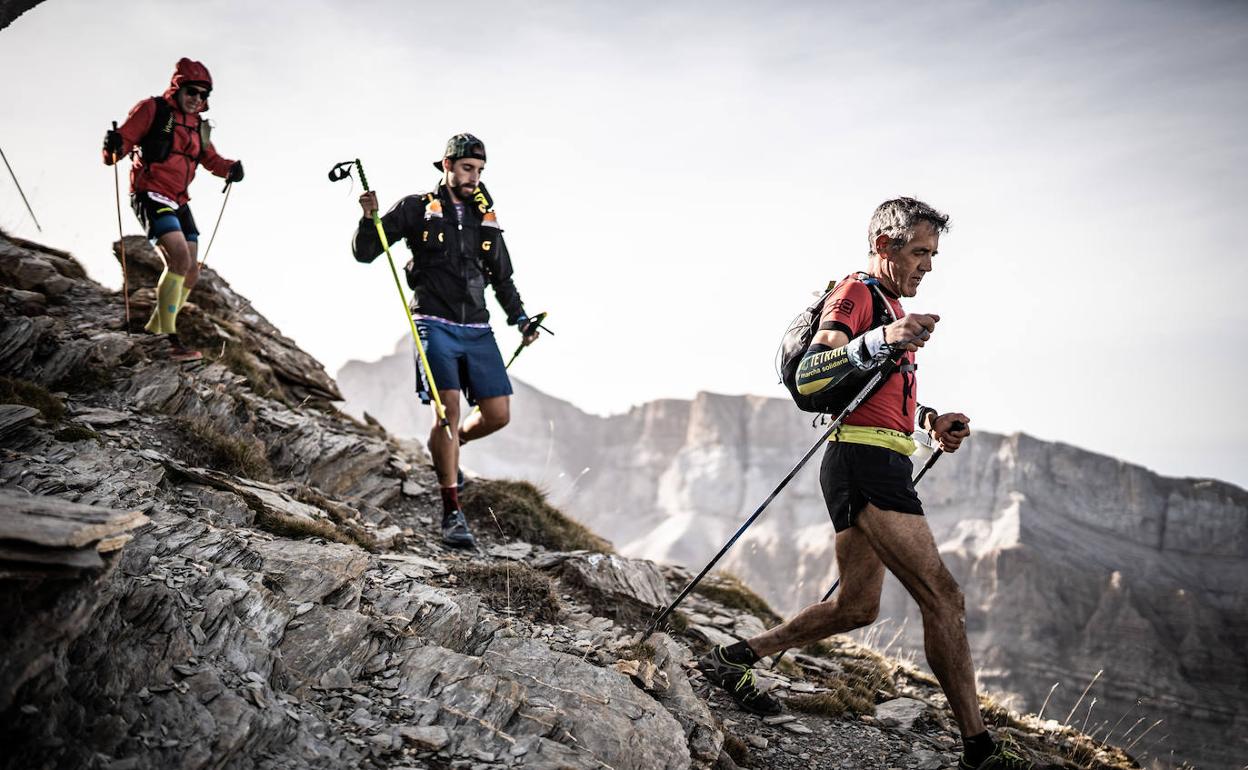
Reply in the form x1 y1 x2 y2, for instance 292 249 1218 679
777 273 901 414
138 97 205 165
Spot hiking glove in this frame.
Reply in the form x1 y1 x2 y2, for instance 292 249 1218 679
103 129 123 160
227 161 245 183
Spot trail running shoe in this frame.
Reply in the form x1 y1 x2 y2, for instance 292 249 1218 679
697 645 783 716
441 508 476 549
958 738 1042 769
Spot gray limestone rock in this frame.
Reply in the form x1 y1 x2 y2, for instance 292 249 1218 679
555 552 671 619
873 697 928 730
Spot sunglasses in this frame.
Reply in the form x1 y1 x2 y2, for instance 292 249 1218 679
183 86 211 99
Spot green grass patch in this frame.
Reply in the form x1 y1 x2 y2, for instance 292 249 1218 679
54 424 101 443
0 375 65 420
461 479 613 553
171 416 273 481
692 572 782 626
456 562 562 623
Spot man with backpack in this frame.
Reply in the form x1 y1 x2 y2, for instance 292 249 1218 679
103 58 244 362
699 198 1046 769
351 133 540 549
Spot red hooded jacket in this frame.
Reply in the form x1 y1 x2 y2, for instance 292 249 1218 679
104 58 235 205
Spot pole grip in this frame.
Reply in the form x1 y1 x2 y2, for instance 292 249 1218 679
354 159 370 192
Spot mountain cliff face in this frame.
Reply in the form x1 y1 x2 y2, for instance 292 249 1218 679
1 232 1145 770
338 338 1248 770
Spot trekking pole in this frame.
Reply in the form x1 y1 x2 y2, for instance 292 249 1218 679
110 122 131 335
198 181 232 268
769 419 967 669
504 312 553 369
328 159 452 441
643 365 895 640
1 143 42 232
912 429 960 484
469 312 553 417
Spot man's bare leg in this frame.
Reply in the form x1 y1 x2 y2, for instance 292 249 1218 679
459 395 510 445
854 503 986 737
185 239 200 290
427 390 462 487
748 526 886 656
156 231 193 277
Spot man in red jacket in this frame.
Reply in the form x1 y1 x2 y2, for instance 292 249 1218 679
103 58 244 361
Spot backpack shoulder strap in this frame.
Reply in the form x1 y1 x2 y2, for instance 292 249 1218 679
138 97 175 163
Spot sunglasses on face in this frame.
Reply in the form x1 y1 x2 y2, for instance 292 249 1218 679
183 87 210 99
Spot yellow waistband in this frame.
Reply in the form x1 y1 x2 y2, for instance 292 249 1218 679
828 425 917 456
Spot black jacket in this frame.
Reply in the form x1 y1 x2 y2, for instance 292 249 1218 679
352 181 527 326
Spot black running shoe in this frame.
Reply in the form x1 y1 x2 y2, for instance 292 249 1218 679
441 509 476 548
958 738 1042 769
697 645 783 716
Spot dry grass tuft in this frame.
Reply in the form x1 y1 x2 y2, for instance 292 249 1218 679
617 641 657 661
980 692 1026 729
790 650 898 719
802 640 835 657
54 424 102 443
722 734 751 766
0 375 65 420
291 485 377 551
461 479 612 553
692 572 782 626
50 364 113 394
252 508 353 546
170 416 273 481
456 562 562 623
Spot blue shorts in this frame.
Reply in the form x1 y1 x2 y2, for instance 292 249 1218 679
131 192 199 242
414 319 512 406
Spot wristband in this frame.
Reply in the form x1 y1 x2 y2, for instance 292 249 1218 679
847 326 893 369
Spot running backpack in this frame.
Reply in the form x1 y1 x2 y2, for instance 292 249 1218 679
138 97 207 164
776 273 897 414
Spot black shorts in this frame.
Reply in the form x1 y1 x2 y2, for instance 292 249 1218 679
820 442 924 532
131 192 199 241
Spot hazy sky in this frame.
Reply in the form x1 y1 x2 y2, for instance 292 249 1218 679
2 0 1246 487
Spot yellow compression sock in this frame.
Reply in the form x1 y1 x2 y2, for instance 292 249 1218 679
177 286 192 309
144 270 185 335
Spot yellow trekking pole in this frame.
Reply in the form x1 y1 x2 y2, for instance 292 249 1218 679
329 159 452 440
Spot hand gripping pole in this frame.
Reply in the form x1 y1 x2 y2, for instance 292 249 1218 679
331 159 452 440
643 364 894 639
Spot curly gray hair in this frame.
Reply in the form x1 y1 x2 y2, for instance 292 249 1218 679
867 197 950 255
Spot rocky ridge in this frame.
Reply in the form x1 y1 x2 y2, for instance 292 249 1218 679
1 231 1142 769
339 339 1247 770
